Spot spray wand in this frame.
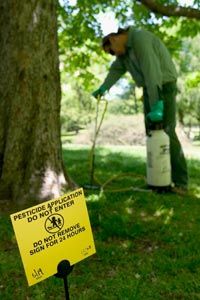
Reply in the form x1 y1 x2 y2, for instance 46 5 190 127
83 96 151 193
87 96 108 189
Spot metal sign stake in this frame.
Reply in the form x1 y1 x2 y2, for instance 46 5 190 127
55 260 74 300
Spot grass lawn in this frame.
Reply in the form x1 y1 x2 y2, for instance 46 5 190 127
1 144 200 299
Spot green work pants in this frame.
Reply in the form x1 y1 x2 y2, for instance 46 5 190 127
143 82 188 188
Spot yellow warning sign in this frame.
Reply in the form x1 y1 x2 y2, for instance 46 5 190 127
10 188 96 286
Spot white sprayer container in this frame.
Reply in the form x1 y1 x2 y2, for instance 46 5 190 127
146 129 171 187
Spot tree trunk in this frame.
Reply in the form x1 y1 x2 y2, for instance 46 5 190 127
0 0 73 204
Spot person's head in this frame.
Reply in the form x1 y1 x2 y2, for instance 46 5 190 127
102 27 129 56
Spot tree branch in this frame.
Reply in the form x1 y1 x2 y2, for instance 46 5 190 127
138 0 200 19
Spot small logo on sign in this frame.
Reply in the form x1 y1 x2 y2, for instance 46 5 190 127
81 245 92 256
32 268 44 280
45 214 64 234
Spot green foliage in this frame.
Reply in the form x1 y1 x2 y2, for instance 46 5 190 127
58 0 200 91
60 79 96 134
186 72 200 88
57 0 107 90
107 99 142 115
176 34 200 127
57 0 200 132
177 81 200 126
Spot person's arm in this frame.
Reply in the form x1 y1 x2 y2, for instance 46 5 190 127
102 57 126 90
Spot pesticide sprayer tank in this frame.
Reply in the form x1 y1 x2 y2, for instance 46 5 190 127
146 128 171 188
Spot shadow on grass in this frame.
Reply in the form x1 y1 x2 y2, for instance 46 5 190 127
62 146 146 188
63 145 200 244
61 146 200 299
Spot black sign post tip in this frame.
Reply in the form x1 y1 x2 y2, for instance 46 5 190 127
54 260 74 300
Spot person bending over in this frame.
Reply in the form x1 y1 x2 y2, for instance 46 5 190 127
92 26 188 192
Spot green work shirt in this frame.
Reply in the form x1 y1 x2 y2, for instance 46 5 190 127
102 27 177 108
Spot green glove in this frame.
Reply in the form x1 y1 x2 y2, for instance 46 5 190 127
92 85 107 98
147 100 164 122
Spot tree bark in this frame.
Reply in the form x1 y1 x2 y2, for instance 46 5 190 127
139 0 200 19
0 0 73 204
